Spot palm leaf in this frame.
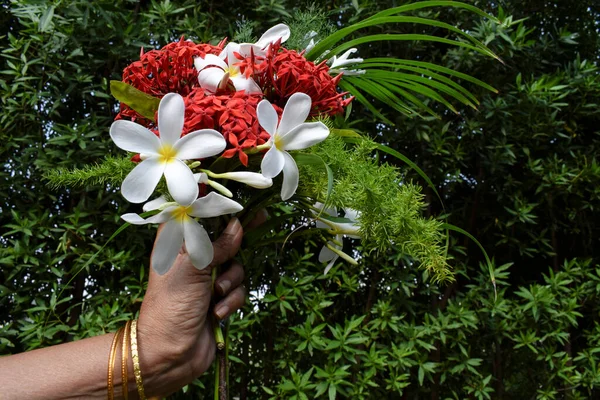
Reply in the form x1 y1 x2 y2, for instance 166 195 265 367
305 1 499 119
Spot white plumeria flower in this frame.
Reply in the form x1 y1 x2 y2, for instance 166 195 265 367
304 31 318 53
110 93 226 205
229 23 291 58
313 203 361 274
122 192 243 274
328 48 365 76
257 93 329 200
194 45 262 94
196 24 290 92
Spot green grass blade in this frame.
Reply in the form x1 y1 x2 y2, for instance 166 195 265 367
363 66 479 105
365 71 477 109
441 222 496 299
326 34 495 64
338 80 395 125
365 1 499 24
361 58 498 93
347 76 457 114
346 76 419 116
294 153 334 211
374 80 438 117
307 15 497 61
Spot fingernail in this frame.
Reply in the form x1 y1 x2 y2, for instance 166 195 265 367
259 208 269 219
215 305 229 320
218 280 231 294
224 217 241 235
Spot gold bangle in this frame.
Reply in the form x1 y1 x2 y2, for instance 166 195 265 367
121 320 132 400
130 319 147 400
107 326 124 400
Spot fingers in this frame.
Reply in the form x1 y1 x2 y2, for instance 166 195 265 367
246 208 268 230
214 286 246 320
209 218 243 268
215 261 245 296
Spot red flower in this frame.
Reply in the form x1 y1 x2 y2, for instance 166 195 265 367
116 37 225 126
260 47 353 117
183 89 278 166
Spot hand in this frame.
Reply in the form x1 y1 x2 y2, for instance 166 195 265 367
136 217 246 397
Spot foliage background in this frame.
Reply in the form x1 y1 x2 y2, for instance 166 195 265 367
1 0 600 399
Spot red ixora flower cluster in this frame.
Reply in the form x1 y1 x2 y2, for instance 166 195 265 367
116 37 352 166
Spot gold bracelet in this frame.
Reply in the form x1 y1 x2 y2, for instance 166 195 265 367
107 326 124 400
130 319 147 400
121 320 132 400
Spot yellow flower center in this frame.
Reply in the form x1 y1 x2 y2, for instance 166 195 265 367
226 67 239 78
158 144 177 163
274 134 283 150
171 205 191 222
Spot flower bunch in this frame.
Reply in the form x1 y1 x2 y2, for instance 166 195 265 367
110 24 355 274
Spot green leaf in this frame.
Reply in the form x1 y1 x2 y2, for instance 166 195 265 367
39 6 55 33
110 80 160 121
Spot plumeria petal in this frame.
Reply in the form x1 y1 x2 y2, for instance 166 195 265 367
344 208 360 221
230 75 262 94
194 54 228 71
255 23 290 48
121 157 165 203
164 160 199 205
238 43 262 57
121 208 174 225
220 43 240 60
188 192 243 219
281 151 299 200
329 48 363 69
319 242 339 262
218 71 230 91
109 120 162 154
278 93 312 136
257 99 278 137
280 122 329 151
194 172 209 184
324 258 337 275
182 219 214 270
261 146 285 178
174 129 226 160
198 67 226 93
158 93 185 145
216 171 273 189
315 219 329 229
142 196 169 212
151 219 184 275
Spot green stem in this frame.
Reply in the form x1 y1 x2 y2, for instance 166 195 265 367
212 266 226 400
212 267 225 350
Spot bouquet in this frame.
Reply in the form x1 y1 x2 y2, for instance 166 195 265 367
48 2 498 397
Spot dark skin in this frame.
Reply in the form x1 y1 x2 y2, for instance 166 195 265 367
0 216 259 399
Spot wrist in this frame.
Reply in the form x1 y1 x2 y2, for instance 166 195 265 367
135 313 193 398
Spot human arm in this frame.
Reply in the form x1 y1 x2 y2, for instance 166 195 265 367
0 217 247 399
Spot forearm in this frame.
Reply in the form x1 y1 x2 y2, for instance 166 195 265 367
0 324 183 400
